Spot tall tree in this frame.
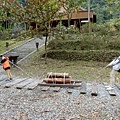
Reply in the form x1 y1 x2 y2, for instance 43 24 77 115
107 0 120 17
59 0 84 27
81 0 120 23
1 0 60 63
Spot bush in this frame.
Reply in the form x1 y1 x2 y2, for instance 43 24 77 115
48 35 120 51
45 50 119 62
0 30 10 40
46 19 120 62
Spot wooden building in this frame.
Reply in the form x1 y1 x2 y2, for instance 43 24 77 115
29 7 96 30
51 7 96 29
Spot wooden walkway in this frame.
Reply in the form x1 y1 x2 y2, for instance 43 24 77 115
0 75 120 97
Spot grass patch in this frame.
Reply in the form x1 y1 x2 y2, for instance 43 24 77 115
0 37 31 54
11 50 120 83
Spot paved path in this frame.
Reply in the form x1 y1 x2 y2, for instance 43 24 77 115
1 37 45 63
0 37 45 89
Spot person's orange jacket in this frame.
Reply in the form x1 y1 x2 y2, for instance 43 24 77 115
1 56 11 70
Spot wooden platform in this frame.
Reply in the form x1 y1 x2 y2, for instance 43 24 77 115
0 74 7 81
115 83 120 90
39 82 81 87
91 83 98 96
41 86 50 91
2 77 26 88
67 88 73 93
107 89 116 96
16 78 34 89
0 75 119 98
0 76 39 90
39 80 82 88
80 82 87 94
50 87 61 92
103 82 117 96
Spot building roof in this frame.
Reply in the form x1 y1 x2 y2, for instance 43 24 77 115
55 6 95 20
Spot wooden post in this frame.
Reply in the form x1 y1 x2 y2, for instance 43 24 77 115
74 20 77 27
6 42 9 51
88 0 91 33
36 42 39 51
79 19 81 32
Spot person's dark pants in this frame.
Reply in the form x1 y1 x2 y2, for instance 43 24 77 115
117 69 120 72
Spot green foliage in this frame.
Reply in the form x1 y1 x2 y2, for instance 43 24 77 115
59 0 85 26
113 18 120 31
44 50 119 62
48 34 120 51
0 30 10 40
81 0 120 23
67 25 79 34
1 0 60 28
47 19 120 62
53 24 80 40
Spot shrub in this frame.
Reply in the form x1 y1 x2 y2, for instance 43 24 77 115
48 35 120 51
46 18 120 62
45 50 119 62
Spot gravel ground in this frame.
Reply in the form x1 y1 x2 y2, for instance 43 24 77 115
0 82 120 120
0 39 120 120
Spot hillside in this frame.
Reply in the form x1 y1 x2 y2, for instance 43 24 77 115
81 0 120 23
17 0 120 23
46 21 120 62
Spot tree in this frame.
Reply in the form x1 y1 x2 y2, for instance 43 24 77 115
107 0 120 18
1 0 60 63
81 0 120 23
59 0 84 27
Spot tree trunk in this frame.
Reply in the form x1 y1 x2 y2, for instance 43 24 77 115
68 14 70 27
68 13 72 27
44 28 48 64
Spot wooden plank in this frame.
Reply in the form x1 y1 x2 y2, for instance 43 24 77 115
91 84 98 96
43 79 82 84
38 82 81 88
103 82 109 86
43 78 71 84
50 87 61 92
0 78 12 86
2 77 27 88
0 80 8 86
103 83 116 96
53 87 60 92
91 91 98 96
108 89 116 96
80 82 87 94
115 83 120 90
0 75 7 81
24 81 38 90
16 78 34 89
67 88 73 93
47 72 69 78
71 80 82 83
41 86 50 91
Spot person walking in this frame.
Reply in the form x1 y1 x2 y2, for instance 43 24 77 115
1 55 13 81
107 55 120 87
